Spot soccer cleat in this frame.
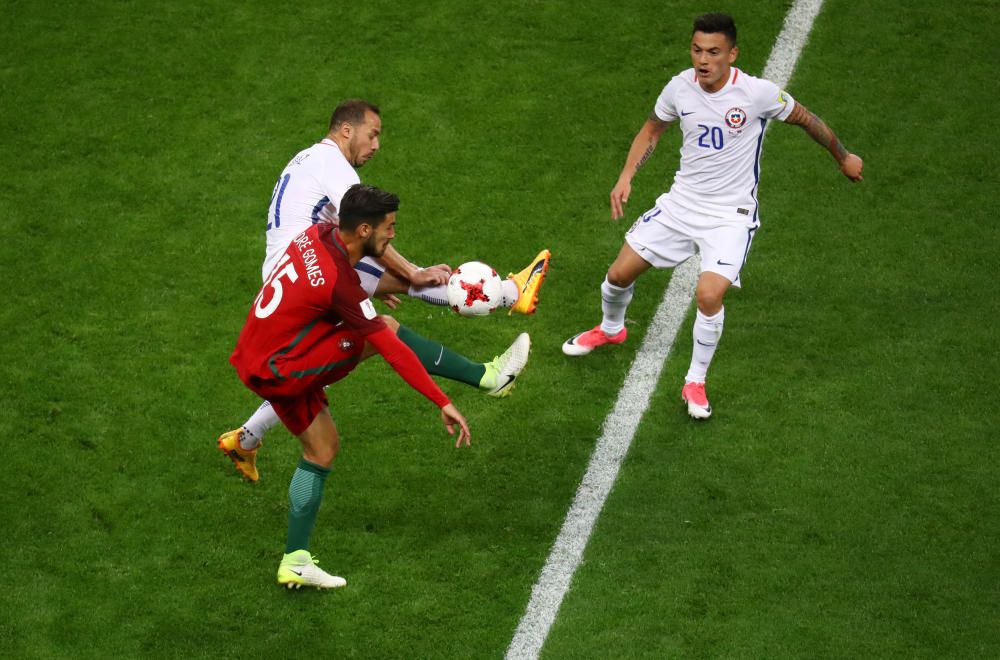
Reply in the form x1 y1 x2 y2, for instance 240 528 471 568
276 550 347 589
508 249 551 315
480 332 531 398
217 428 260 482
681 381 712 419
561 325 627 356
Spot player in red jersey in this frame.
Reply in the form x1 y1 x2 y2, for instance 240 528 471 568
230 183 471 589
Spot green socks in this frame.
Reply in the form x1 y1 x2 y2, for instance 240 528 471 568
285 458 331 554
397 325 487 388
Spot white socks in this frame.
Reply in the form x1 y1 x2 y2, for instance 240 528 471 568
600 277 633 335
685 307 725 383
405 276 519 309
407 283 449 306
241 401 278 449
500 279 519 308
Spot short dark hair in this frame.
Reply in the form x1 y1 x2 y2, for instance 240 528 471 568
338 183 399 231
693 12 737 46
329 99 380 131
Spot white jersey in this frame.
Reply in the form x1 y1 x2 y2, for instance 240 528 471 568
263 138 359 279
653 67 795 224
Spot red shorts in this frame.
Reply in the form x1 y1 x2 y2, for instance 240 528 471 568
244 321 366 435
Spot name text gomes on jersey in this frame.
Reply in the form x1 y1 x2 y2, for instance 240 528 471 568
292 231 326 287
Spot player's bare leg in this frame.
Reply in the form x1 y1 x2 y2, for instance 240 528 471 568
563 243 652 356
682 271 732 419
277 408 347 590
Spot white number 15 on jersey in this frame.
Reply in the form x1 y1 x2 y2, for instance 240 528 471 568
254 253 298 318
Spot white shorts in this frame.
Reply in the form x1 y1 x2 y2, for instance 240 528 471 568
625 201 758 287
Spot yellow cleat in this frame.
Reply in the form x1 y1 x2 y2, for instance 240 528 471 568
508 249 551 315
217 428 260 482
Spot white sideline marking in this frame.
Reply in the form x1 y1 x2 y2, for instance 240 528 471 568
505 2 825 657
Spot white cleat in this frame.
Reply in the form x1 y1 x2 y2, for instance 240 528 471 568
276 550 346 589
482 333 531 398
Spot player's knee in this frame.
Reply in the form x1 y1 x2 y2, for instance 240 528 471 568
606 268 635 289
306 435 340 467
695 288 725 314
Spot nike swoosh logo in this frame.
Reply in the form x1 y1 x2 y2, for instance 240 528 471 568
680 111 695 116
695 340 715 347
519 260 548 295
496 375 516 391
526 260 546 281
433 346 444 366
716 260 734 266
290 569 303 576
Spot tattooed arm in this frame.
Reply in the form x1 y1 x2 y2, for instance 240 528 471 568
785 102 864 181
610 113 673 220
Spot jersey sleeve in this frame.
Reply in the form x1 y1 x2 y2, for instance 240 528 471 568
755 77 796 122
366 327 451 408
653 74 684 122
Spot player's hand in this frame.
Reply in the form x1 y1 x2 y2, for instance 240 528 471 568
841 154 864 182
425 263 453 281
610 178 632 220
440 403 471 447
377 293 401 309
410 265 451 287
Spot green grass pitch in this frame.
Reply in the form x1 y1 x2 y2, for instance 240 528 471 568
1 0 996 657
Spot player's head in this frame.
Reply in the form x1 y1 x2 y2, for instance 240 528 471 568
690 13 739 92
339 183 399 257
329 99 381 167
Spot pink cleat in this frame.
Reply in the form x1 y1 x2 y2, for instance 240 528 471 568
681 381 712 419
562 325 627 356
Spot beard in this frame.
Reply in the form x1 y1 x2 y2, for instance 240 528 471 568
362 234 387 258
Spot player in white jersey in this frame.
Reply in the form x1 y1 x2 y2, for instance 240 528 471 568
264 100 550 311
218 100 548 480
263 101 449 303
562 13 863 419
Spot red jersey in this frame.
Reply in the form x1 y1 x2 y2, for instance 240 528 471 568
231 223 384 384
231 224 450 418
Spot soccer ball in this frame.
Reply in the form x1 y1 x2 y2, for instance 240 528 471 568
447 261 503 317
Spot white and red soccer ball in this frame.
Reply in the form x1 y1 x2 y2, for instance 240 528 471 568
447 261 502 317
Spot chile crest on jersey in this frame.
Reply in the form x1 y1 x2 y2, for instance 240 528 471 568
725 107 747 134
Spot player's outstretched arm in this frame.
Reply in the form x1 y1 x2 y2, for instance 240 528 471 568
785 102 864 181
377 244 450 287
610 114 672 220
